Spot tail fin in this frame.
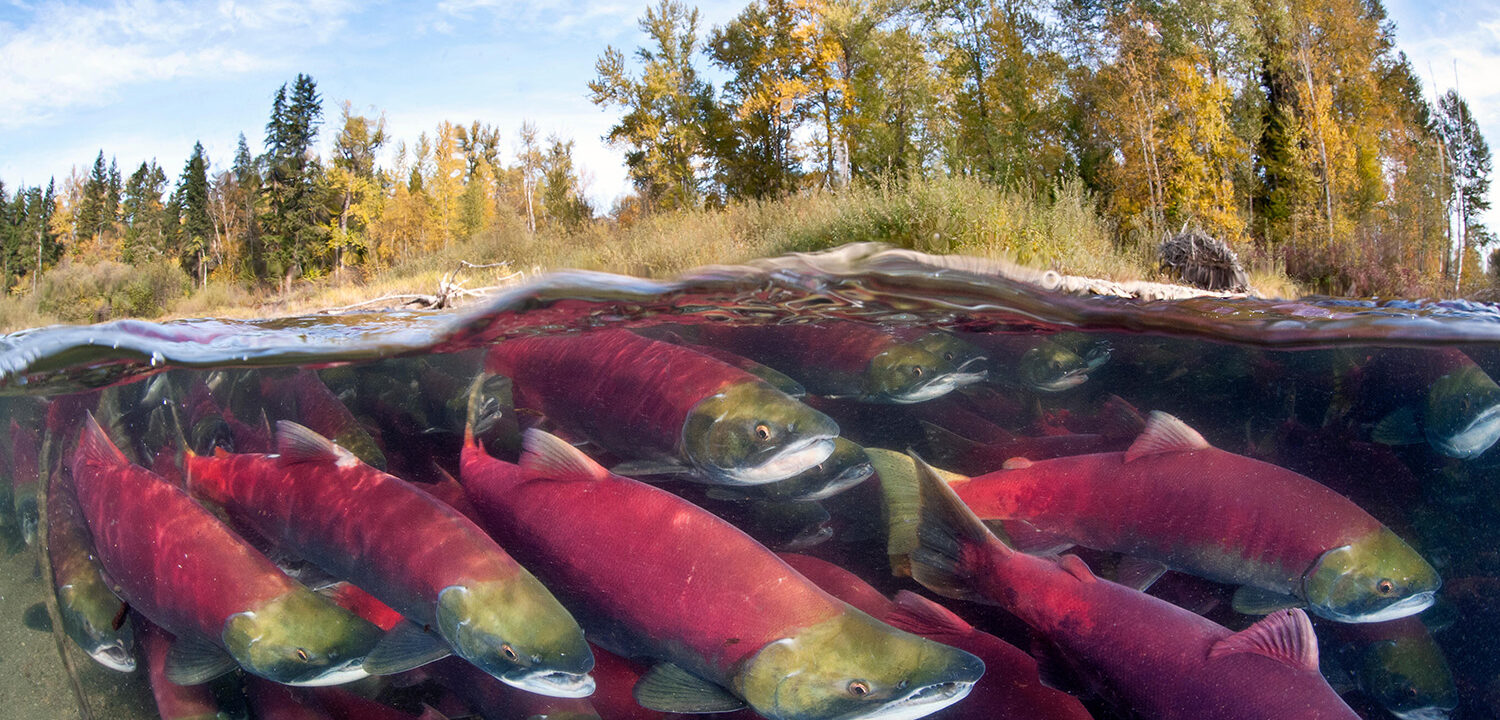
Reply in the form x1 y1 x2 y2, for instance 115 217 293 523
908 453 1004 603
867 448 971 578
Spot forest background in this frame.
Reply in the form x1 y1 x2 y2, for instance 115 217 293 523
0 0 1494 329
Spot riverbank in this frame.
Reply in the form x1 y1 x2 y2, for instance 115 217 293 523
1 178 1309 333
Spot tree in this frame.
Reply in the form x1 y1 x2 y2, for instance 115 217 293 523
231 134 263 280
1438 89 1493 290
121 161 170 263
539 135 594 228
75 151 113 251
261 74 325 289
326 102 388 275
516 121 543 233
589 0 714 211
177 142 214 286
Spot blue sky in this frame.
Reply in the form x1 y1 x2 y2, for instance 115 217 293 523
0 0 1496 229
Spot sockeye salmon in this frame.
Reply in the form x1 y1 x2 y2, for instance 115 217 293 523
140 622 235 720
934 411 1440 623
486 329 838 485
72 414 382 686
460 428 985 720
46 466 135 672
693 322 984 403
906 453 1362 720
185 421 594 697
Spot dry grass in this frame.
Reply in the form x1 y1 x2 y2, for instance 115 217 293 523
0 177 1305 333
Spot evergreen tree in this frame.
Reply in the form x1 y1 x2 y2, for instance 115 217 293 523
121 161 170 263
177 142 214 286
261 74 325 288
232 133 263 279
76 150 112 248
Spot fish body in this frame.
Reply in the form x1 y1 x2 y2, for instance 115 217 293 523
246 677 337 720
487 329 838 485
185 422 594 697
141 623 235 720
695 322 982 403
781 553 1093 720
46 467 135 671
956 334 1101 393
907 455 1361 720
460 429 984 720
948 412 1439 623
71 415 382 686
1353 349 1500 459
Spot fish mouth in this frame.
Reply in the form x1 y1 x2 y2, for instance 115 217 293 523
90 643 137 673
796 461 875 502
852 681 975 720
1433 402 1500 458
281 657 371 687
891 372 985 404
1321 590 1437 624
726 436 837 486
1032 369 1090 393
500 669 597 698
1393 707 1454 720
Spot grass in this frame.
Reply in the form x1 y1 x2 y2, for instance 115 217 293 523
0 177 1303 333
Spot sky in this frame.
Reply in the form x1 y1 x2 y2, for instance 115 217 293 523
0 0 1496 225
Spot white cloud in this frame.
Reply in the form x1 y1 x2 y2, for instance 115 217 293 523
0 0 355 129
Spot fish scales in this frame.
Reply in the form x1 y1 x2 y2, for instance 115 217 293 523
71 421 312 645
187 449 524 620
488 330 759 453
462 453 839 670
954 446 1386 590
912 460 1361 720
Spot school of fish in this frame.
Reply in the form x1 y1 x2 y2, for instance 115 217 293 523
2 317 1487 720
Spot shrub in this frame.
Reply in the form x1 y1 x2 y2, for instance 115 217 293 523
36 261 191 323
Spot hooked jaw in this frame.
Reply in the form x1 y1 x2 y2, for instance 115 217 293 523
847 680 976 720
727 435 839 485
1431 401 1500 459
500 667 598 698
90 643 137 673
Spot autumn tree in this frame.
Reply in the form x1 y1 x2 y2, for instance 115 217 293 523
539 135 594 229
590 0 714 211
1438 89 1493 290
326 102 388 275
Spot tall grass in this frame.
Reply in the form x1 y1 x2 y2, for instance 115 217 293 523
0 177 1298 333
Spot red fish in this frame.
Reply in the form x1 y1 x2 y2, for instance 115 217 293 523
906 455 1362 720
246 677 337 720
945 411 1439 623
459 428 984 720
780 553 1094 720
185 421 594 697
487 329 838 485
141 622 231 720
71 414 382 686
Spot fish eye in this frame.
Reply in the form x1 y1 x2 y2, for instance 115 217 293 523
754 424 772 441
1405 686 1419 700
912 366 924 378
943 352 955 361
848 680 870 697
1051 360 1062 371
501 643 519 662
295 648 310 662
1376 579 1396 596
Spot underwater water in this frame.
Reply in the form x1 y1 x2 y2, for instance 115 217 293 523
1 244 1499 720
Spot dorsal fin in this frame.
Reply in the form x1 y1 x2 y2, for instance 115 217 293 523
1002 457 1033 470
1208 608 1319 672
1124 411 1210 462
884 590 975 641
521 429 611 482
75 413 127 470
276 421 355 465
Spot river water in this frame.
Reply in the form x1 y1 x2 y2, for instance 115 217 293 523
1 244 1496 720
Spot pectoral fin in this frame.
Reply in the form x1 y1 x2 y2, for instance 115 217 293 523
165 635 238 685
362 620 452 675
633 663 746 713
1231 585 1305 615
1372 406 1424 446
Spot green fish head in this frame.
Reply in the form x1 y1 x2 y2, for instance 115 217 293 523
1358 634 1458 720
1302 528 1440 623
1424 364 1500 459
56 583 137 672
683 382 839 486
1017 343 1090 393
906 333 990 379
864 346 972 404
735 611 983 720
223 590 384 686
436 579 595 698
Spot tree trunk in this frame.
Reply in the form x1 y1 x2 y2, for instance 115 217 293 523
1298 39 1335 248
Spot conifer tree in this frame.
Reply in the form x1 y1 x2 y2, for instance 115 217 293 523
177 142 214 286
262 74 325 289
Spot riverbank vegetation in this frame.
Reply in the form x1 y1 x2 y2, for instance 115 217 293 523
0 0 1491 331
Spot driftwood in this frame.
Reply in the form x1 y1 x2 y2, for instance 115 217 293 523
317 261 527 314
1158 230 1249 293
